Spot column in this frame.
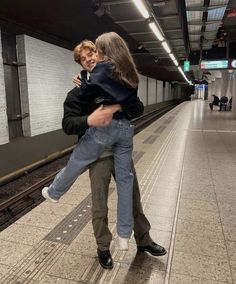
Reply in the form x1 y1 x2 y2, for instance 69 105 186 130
208 83 212 99
221 71 228 97
215 78 222 98
211 80 216 96
232 71 236 119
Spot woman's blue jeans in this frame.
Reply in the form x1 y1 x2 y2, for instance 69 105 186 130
47 119 134 238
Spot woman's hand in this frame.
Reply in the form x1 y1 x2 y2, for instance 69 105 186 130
73 73 81 87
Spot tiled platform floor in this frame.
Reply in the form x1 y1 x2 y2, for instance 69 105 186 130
0 100 235 284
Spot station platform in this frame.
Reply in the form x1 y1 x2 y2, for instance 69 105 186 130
0 100 235 284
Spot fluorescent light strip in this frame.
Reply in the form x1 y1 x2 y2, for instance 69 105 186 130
178 66 184 75
169 53 179 66
178 66 191 84
133 0 186 83
132 0 149 19
149 22 164 41
162 41 171 53
169 53 176 61
173 60 179 66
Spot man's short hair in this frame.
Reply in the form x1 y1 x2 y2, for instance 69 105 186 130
73 40 96 64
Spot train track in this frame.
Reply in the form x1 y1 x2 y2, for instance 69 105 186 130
0 103 176 230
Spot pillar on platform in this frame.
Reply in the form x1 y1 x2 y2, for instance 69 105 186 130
221 71 229 97
208 82 212 99
211 80 216 96
215 78 222 98
232 71 236 119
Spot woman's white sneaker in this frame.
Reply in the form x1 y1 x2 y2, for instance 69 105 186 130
118 236 129 251
42 187 58 203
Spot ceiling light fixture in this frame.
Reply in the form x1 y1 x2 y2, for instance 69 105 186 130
132 0 150 19
178 66 183 73
169 54 179 66
132 0 185 82
178 66 191 84
149 22 164 41
169 53 176 61
162 41 171 53
173 59 179 66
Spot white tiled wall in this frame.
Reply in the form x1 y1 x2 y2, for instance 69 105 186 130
138 75 147 106
147 77 156 105
16 35 80 137
165 82 168 101
1 33 170 142
0 30 9 145
138 77 175 106
165 82 172 100
157 80 163 103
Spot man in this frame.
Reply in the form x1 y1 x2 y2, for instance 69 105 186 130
229 97 232 111
209 94 219 110
219 95 228 111
63 40 166 269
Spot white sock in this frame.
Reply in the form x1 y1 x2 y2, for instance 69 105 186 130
118 236 129 251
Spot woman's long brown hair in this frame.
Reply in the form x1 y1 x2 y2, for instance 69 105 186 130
95 32 139 89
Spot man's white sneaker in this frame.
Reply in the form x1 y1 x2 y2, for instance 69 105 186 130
42 187 58 203
118 236 129 251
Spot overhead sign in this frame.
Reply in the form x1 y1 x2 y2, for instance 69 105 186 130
200 59 236 69
229 59 236 69
200 60 228 70
184 60 190 72
227 8 236 17
195 84 207 90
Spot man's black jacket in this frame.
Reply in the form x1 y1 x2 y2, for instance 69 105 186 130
62 86 144 140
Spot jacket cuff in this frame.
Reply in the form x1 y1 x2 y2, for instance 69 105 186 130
81 115 89 128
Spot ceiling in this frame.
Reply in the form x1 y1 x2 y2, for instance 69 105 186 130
186 0 229 52
185 0 236 82
0 0 235 83
100 0 189 81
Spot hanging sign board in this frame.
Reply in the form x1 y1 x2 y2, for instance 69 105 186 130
200 60 228 70
195 84 207 90
184 60 190 72
229 59 236 69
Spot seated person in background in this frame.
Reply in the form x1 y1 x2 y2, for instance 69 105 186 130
209 94 219 110
229 97 232 111
219 96 228 111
